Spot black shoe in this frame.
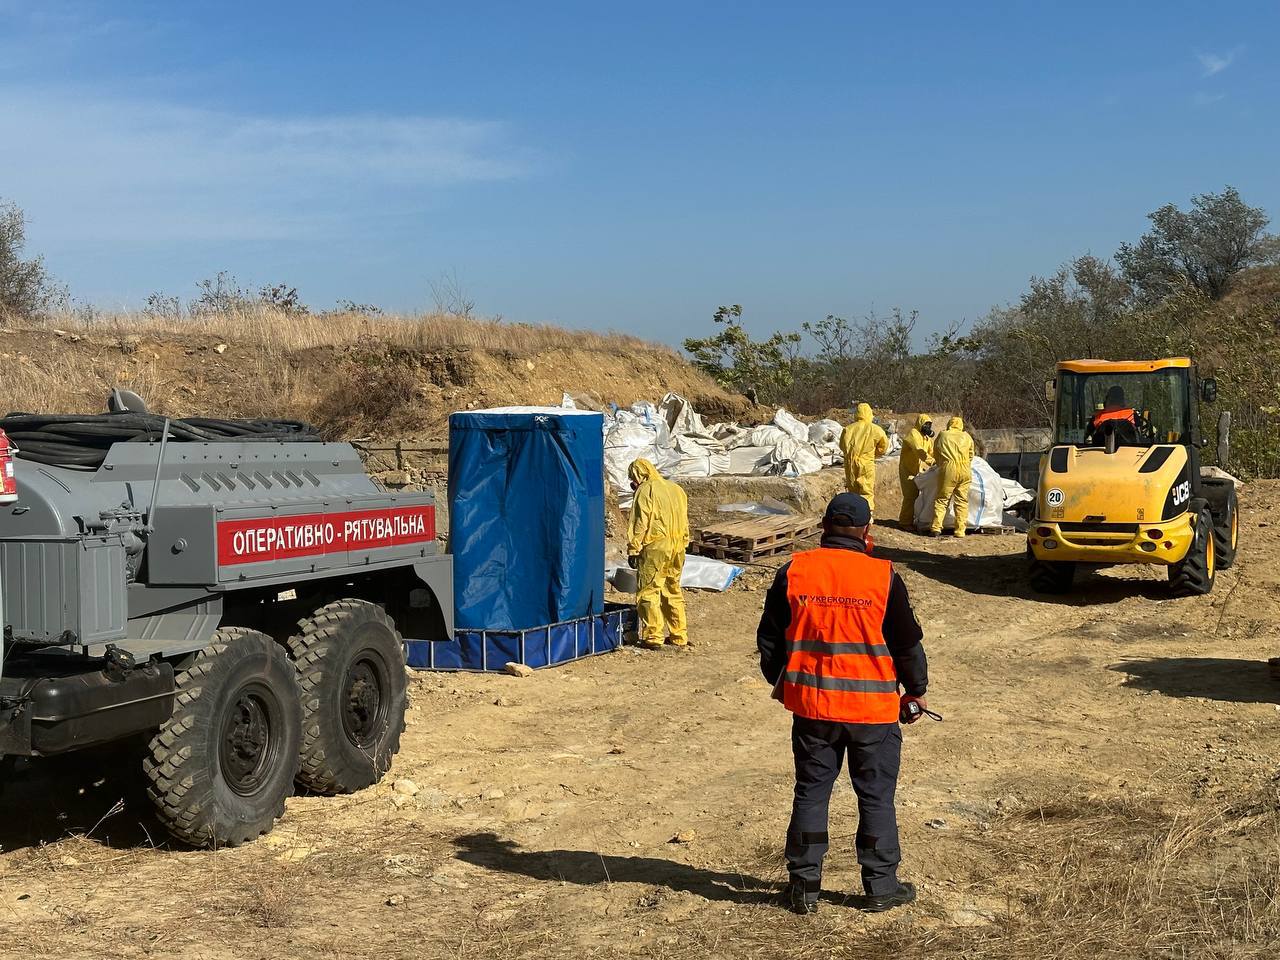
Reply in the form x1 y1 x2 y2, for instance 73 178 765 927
855 881 916 913
787 880 820 915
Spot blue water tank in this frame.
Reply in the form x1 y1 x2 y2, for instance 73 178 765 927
448 407 605 630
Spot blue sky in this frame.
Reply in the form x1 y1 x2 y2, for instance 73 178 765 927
1 1 1277 345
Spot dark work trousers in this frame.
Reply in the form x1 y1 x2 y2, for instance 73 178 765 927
786 716 903 896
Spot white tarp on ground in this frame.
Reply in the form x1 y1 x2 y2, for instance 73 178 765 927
718 497 793 515
912 456 1034 531
606 554 744 593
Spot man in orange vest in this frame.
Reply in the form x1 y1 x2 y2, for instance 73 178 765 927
757 492 930 915
1085 385 1140 446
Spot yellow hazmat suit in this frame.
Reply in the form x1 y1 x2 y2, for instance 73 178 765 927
627 458 690 648
899 414 935 526
930 416 975 536
839 403 889 512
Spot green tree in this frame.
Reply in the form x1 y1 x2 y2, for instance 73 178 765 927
1116 186 1279 304
683 304 802 403
0 199 66 318
968 255 1140 423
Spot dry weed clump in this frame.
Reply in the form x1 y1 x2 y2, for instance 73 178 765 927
0 349 188 416
862 784 1280 960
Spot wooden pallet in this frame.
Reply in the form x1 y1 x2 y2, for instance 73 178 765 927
691 515 821 562
972 524 1021 536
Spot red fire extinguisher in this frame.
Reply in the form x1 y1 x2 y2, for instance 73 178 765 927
0 428 17 504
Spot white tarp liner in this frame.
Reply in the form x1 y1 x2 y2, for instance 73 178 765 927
726 445 775 475
912 456 1033 531
606 554 744 593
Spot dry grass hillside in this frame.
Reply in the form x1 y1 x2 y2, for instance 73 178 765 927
0 308 752 438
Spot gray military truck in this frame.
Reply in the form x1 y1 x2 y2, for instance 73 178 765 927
0 395 452 846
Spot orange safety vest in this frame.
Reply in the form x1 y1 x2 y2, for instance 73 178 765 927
1091 407 1136 429
782 547 900 724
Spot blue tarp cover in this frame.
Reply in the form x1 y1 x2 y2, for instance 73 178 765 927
449 407 605 630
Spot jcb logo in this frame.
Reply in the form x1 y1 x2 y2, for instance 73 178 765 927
1171 481 1191 507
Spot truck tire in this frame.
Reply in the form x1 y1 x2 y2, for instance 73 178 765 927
145 628 302 847
1169 506 1216 597
1211 486 1239 571
1028 544 1075 594
288 600 407 795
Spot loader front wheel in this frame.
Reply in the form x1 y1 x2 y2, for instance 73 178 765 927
288 600 407 795
1028 545 1075 594
1211 487 1239 571
145 628 302 847
1169 507 1216 597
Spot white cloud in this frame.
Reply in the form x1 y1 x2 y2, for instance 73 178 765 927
1192 91 1226 107
1196 50 1237 77
0 88 535 242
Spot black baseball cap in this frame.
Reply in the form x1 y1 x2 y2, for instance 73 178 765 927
823 492 872 526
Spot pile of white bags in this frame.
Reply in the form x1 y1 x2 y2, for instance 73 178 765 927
599 393 846 498
911 456 1035 531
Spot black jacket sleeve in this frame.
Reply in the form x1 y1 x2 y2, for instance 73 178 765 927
756 562 792 685
884 571 928 697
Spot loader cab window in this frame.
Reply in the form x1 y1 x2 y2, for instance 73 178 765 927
1055 369 1191 448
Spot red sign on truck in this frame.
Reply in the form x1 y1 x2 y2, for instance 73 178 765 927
217 505 436 566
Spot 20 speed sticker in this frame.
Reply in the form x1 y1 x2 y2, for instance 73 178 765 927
1045 488 1065 507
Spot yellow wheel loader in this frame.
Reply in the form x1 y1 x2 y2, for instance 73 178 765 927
1028 358 1238 596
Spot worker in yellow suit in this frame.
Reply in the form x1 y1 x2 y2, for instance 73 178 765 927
840 403 889 512
930 416 975 537
627 458 690 649
899 414 935 527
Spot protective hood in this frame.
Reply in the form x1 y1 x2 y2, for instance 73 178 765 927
855 402 874 423
629 457 661 486
914 413 933 431
947 416 964 431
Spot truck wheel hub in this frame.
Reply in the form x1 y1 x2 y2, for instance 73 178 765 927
342 657 386 748
220 684 278 795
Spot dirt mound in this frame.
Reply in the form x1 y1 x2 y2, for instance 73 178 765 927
0 318 749 440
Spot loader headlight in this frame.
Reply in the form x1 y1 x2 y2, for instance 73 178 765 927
1043 539 1058 550
1146 529 1162 540
1139 541 1156 552
1036 526 1054 538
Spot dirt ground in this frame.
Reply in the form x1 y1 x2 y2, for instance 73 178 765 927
3 481 1279 959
